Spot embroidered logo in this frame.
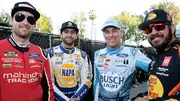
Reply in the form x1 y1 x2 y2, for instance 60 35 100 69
161 56 172 67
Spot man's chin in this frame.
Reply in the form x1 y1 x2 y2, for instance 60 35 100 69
64 42 74 45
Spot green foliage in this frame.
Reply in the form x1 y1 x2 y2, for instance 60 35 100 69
114 12 146 45
150 0 180 25
71 12 87 39
0 10 10 26
89 10 97 40
35 10 53 33
89 10 97 21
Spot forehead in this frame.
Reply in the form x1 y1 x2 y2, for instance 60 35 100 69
103 26 120 32
14 11 34 17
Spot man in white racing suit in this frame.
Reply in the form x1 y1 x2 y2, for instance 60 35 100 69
93 18 151 101
48 21 92 101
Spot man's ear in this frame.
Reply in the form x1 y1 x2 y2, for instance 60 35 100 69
9 17 13 25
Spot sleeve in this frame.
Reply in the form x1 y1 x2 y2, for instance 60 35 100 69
71 52 92 100
41 49 54 101
133 48 152 72
47 48 70 101
93 51 100 101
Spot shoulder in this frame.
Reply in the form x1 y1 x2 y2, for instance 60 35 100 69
30 44 48 59
0 39 8 44
47 46 60 57
75 48 87 59
94 48 106 58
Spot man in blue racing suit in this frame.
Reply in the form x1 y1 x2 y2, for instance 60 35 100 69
48 21 92 101
93 18 151 101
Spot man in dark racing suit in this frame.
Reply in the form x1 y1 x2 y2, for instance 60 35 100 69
134 9 180 101
0 2 54 101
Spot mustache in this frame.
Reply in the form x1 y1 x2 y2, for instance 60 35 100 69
150 34 163 40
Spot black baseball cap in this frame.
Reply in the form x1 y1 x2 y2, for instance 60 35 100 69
60 21 79 33
11 2 40 21
138 9 172 30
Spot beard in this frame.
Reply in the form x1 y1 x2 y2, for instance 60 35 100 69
148 27 172 49
62 38 75 45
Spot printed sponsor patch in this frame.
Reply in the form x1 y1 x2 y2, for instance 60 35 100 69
100 53 107 58
55 52 64 57
30 65 41 68
29 59 36 64
29 52 40 58
1 58 22 63
15 62 24 68
37 59 43 64
4 51 18 57
2 63 12 68
161 56 172 67
117 53 128 57
148 75 164 99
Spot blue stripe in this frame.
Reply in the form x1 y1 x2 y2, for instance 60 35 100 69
71 84 89 99
54 76 79 98
54 92 66 101
60 44 75 54
135 60 149 72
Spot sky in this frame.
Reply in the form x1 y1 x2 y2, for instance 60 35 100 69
0 0 180 46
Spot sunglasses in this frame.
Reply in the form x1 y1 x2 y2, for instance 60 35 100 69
143 23 167 34
15 13 36 25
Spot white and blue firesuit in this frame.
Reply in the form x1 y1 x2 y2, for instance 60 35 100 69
93 45 151 101
48 44 92 101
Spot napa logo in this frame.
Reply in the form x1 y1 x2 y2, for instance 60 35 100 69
29 52 40 58
54 64 78 87
117 53 128 57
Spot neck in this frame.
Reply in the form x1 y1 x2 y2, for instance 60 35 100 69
62 42 74 50
12 33 29 45
107 44 121 50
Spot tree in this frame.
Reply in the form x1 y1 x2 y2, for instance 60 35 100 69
71 12 87 39
35 10 53 33
0 10 10 26
89 10 97 40
114 12 146 45
150 0 180 25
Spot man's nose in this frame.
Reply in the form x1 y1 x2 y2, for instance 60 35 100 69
22 18 29 25
151 28 159 35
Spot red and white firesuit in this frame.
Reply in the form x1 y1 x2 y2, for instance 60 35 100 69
0 36 54 101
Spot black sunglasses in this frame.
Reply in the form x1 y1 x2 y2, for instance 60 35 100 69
15 13 36 25
143 23 167 34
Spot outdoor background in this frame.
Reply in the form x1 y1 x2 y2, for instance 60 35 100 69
1 0 180 100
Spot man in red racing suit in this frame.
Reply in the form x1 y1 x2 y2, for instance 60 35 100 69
0 1 54 101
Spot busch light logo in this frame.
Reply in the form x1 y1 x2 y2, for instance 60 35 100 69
100 74 124 91
117 53 128 57
29 53 40 58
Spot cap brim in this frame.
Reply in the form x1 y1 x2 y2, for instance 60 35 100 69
61 27 79 33
101 25 120 31
11 7 40 20
138 19 166 30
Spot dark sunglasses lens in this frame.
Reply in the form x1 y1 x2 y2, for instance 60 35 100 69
27 16 36 25
15 13 25 22
154 24 165 31
144 27 152 34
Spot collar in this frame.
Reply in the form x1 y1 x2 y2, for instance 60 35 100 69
157 40 180 54
106 45 124 55
8 36 30 52
59 43 75 54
